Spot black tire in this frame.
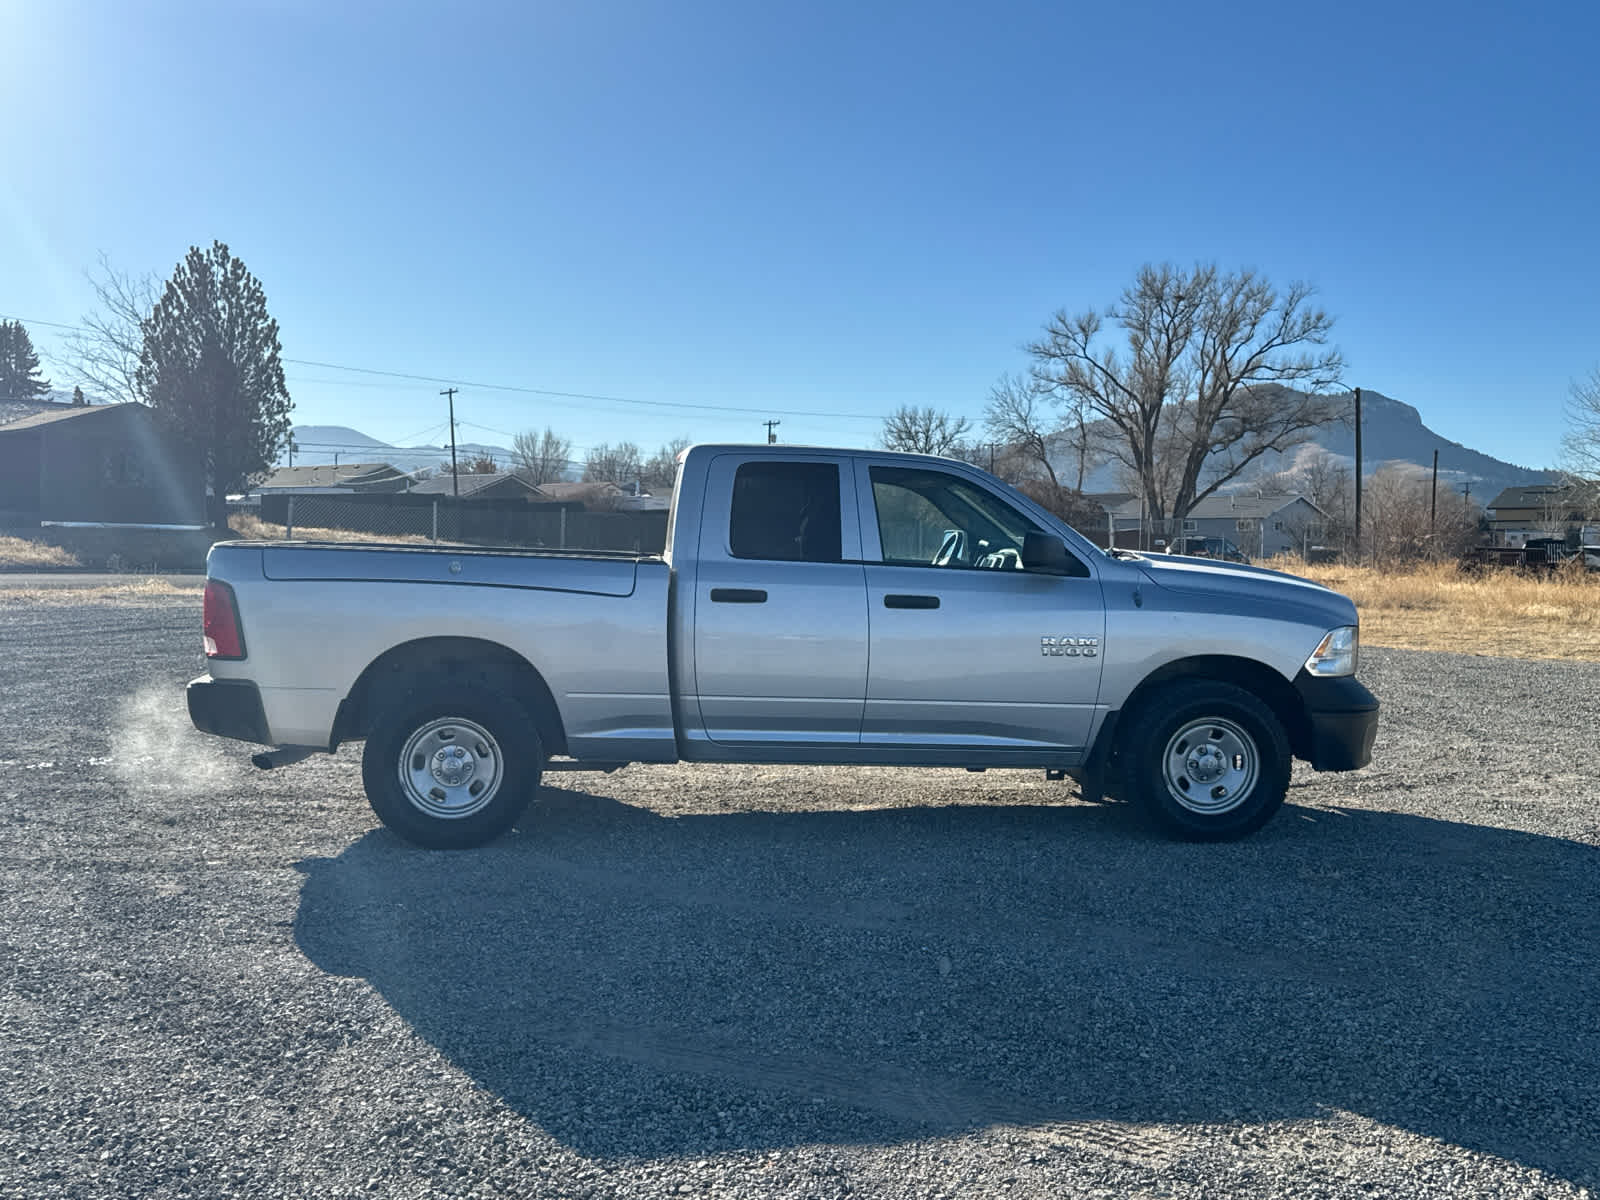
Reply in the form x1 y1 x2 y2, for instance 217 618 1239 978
1119 679 1291 841
361 685 543 849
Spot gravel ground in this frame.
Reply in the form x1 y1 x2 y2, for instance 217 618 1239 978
1 592 1597 1199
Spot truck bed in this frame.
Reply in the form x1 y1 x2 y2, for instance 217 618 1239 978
202 540 677 758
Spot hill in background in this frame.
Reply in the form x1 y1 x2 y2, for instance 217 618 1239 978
281 387 1555 500
1076 389 1551 500
280 425 520 476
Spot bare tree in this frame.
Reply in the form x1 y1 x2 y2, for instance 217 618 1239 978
880 405 973 456
983 374 1061 489
583 441 642 485
1026 263 1344 527
65 253 159 402
1056 390 1107 493
1363 463 1479 564
980 372 1113 532
640 437 691 492
1524 483 1584 541
512 426 573 484
1561 367 1600 512
1254 447 1361 555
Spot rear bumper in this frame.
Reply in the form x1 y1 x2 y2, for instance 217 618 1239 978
187 675 273 746
1295 672 1379 772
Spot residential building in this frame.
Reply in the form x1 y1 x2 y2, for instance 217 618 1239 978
254 462 413 495
408 472 542 500
0 402 205 528
1091 492 1327 558
1485 484 1599 546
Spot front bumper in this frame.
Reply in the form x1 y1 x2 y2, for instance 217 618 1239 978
1294 671 1379 772
187 675 273 746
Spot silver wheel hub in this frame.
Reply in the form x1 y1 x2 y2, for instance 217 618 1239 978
1162 717 1259 815
430 745 476 787
398 716 504 820
1186 745 1227 782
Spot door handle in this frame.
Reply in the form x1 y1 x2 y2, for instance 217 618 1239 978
710 588 767 603
884 594 940 609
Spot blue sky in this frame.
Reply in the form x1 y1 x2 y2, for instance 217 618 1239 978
4 0 1597 471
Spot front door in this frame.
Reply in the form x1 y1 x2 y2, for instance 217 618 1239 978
692 455 868 745
856 461 1105 756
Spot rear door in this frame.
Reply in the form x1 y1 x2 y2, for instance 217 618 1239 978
855 461 1105 757
691 455 868 745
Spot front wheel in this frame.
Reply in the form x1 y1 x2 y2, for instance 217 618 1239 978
361 685 543 849
1120 680 1291 841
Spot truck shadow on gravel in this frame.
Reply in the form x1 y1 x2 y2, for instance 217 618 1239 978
294 787 1600 1184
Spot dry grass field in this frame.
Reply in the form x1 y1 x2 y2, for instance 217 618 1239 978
227 513 434 544
0 576 196 606
1278 558 1600 662
0 534 81 569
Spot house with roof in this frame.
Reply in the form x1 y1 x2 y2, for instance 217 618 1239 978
408 471 543 501
0 402 205 528
1485 484 1599 546
254 462 414 495
531 480 672 511
1092 491 1327 558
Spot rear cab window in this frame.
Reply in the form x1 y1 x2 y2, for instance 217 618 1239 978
729 461 842 563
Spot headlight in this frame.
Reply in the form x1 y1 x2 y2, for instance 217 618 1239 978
1305 625 1358 677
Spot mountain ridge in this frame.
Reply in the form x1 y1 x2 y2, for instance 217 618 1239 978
282 425 519 475
282 389 1555 500
1073 389 1552 500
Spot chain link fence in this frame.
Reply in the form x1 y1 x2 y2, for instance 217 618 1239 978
236 493 668 554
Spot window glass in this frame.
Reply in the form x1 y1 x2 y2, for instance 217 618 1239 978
870 465 1064 571
728 461 842 562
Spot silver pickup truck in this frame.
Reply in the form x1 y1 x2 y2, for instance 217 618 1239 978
188 444 1377 847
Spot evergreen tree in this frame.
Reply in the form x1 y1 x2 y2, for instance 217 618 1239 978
136 242 293 530
72 385 86 406
0 320 52 401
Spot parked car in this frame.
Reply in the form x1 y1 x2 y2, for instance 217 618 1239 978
187 444 1378 847
1168 536 1249 563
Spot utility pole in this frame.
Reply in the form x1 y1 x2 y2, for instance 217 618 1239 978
763 419 781 445
1353 387 1363 554
1430 449 1439 534
441 388 460 498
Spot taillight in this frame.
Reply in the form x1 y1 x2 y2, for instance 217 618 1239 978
203 580 247 660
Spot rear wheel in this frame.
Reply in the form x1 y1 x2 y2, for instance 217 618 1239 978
1120 679 1290 841
361 685 543 849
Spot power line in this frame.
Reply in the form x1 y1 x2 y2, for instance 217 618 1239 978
1 311 887 422
284 373 412 390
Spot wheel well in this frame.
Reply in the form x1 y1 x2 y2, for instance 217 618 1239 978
332 637 568 756
1112 655 1310 763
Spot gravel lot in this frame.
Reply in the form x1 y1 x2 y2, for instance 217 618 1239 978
2 588 1597 1199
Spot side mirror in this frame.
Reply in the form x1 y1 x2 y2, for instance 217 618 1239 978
1022 531 1076 575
